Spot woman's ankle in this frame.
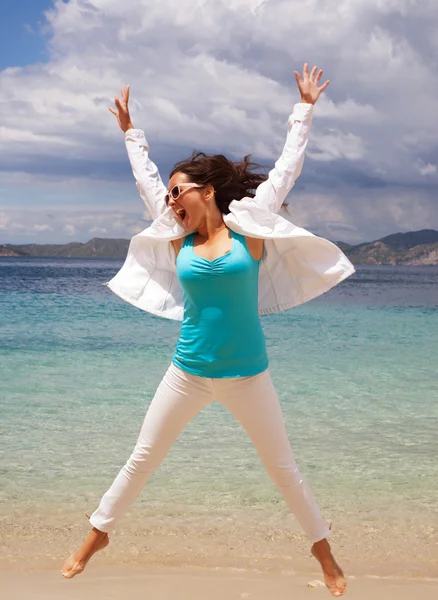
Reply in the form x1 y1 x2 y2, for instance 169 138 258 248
91 526 108 537
311 538 332 558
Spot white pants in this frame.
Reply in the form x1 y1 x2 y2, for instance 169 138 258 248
89 362 331 544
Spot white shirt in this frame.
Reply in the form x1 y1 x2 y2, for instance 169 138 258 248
104 102 356 321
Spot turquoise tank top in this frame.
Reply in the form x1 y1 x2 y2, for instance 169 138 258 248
172 227 269 378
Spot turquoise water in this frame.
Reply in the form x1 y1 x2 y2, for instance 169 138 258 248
1 258 437 574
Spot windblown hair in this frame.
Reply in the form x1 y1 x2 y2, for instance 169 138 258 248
170 151 269 215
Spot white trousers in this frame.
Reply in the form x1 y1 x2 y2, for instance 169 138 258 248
89 362 331 544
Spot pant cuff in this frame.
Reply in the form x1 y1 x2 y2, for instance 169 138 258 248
309 522 331 544
88 514 111 534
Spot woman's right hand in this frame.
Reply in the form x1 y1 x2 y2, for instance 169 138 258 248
109 85 134 132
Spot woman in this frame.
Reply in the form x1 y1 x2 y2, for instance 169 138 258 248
62 64 353 597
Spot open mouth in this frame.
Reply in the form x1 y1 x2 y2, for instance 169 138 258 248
175 208 187 222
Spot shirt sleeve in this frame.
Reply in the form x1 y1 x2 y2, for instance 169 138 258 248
253 103 314 214
124 128 168 222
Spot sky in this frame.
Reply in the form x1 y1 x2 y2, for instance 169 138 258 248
1 0 437 246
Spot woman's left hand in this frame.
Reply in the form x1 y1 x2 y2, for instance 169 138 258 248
294 63 330 105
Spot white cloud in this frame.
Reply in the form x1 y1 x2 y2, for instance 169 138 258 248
33 224 53 232
307 130 365 162
416 161 437 176
63 224 78 236
0 127 79 146
89 226 109 234
0 208 151 244
314 98 381 122
0 0 437 244
0 212 11 230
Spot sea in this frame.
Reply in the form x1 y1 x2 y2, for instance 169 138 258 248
1 257 437 577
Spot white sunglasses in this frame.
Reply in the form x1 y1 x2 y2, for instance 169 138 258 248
165 183 204 205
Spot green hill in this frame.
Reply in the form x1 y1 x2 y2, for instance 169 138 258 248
2 230 438 265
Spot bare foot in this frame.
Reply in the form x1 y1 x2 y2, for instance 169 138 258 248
311 538 347 597
61 527 109 579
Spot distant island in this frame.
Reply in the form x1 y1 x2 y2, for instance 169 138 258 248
1 229 438 265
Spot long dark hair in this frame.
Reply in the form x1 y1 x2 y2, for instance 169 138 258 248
170 151 268 215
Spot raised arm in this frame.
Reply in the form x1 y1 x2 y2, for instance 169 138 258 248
253 63 330 214
253 102 314 214
124 129 168 221
109 85 167 221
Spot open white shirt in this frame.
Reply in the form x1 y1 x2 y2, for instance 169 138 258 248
104 102 356 321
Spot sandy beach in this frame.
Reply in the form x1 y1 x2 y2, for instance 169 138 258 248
1 508 437 600
1 564 438 600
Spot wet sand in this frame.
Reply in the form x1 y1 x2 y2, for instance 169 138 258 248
1 564 437 600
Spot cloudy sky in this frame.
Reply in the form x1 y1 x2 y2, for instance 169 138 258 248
1 0 437 245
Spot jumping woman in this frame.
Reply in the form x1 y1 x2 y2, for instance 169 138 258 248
62 63 355 597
